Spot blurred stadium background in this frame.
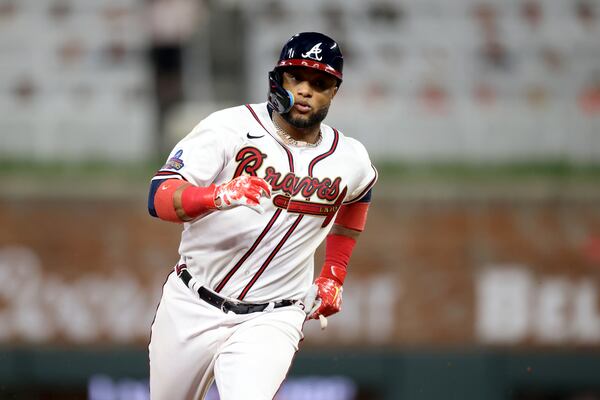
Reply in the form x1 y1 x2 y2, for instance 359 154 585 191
1 0 600 399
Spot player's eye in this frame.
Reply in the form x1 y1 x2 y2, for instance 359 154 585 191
314 79 335 91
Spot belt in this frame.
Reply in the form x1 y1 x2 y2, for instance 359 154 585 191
177 267 295 314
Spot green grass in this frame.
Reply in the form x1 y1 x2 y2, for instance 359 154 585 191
1 159 600 184
0 159 162 180
375 160 600 182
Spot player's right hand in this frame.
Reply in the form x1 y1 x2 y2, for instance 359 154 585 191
214 175 271 214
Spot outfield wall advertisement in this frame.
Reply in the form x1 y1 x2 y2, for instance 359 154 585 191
1 197 599 347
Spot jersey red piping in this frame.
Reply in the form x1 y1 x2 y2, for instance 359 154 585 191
237 215 304 300
308 128 339 176
343 164 378 204
214 209 283 293
153 170 188 181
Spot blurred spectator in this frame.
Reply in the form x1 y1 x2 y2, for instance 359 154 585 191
367 2 405 26
521 0 542 30
48 0 71 22
322 4 345 32
104 40 128 64
0 0 16 20
540 46 565 74
102 4 132 24
478 40 511 71
472 3 498 39
146 0 204 150
575 0 597 29
418 81 449 114
12 77 37 104
261 0 286 23
58 38 85 66
578 73 600 114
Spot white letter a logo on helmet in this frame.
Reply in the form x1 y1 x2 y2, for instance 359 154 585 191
301 43 323 61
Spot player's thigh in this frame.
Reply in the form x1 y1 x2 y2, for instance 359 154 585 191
214 308 305 400
149 275 223 400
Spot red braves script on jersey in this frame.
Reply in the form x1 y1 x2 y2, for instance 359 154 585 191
151 102 377 303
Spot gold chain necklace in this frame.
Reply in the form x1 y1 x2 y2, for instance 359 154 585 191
273 118 322 148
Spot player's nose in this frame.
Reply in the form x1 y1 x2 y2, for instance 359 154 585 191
295 80 313 97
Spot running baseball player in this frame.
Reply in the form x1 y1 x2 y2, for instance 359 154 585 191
147 32 377 400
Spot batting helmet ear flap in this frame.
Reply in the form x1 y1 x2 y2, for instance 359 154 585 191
267 69 294 114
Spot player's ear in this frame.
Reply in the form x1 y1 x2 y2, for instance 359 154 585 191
331 86 338 99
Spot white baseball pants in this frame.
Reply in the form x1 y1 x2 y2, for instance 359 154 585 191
149 272 306 400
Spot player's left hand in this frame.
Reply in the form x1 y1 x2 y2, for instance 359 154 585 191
304 276 343 320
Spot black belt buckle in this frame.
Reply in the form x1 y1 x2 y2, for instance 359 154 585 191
220 300 233 313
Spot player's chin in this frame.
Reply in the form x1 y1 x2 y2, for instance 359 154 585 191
285 107 329 128
289 113 311 126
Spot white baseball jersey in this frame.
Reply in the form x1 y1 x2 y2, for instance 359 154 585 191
151 102 377 303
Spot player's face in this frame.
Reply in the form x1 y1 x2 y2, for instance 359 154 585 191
281 68 338 129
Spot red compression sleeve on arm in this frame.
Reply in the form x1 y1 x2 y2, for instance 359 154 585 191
180 184 217 218
154 179 188 222
334 202 370 232
154 179 217 222
320 234 357 285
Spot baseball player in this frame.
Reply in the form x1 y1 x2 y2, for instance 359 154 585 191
147 32 377 400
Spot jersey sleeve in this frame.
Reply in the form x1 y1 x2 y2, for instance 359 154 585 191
344 138 378 204
151 112 241 187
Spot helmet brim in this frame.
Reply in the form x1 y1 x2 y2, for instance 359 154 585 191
276 59 343 81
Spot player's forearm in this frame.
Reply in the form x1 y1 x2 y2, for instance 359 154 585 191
150 179 217 223
148 176 272 222
329 224 360 240
307 202 369 319
319 201 370 283
320 233 356 284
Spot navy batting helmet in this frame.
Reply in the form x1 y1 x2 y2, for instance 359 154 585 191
268 32 344 114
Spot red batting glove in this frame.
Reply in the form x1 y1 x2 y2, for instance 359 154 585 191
215 176 271 214
307 276 343 319
303 236 353 320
